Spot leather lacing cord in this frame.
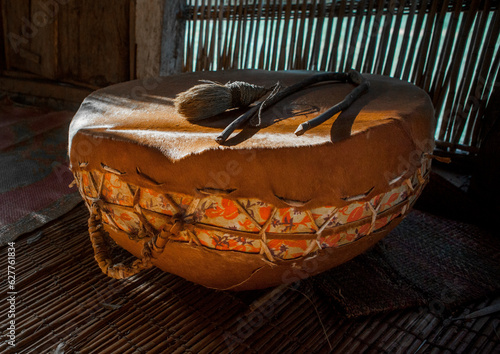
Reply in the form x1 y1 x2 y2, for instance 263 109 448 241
88 201 199 280
83 165 200 280
78 155 431 279
89 202 153 279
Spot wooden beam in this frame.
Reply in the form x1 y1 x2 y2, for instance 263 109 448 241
129 0 136 80
160 0 186 76
134 0 164 78
0 76 92 104
0 1 5 72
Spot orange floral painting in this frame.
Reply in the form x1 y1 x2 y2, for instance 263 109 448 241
267 208 316 233
80 166 420 260
101 173 133 206
199 197 260 232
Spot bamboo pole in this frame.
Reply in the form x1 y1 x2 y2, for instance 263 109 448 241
402 0 428 81
258 0 270 69
420 0 449 92
196 0 207 71
339 0 355 72
226 0 237 69
297 0 309 69
363 0 384 74
309 0 326 70
279 0 293 70
243 0 256 68
302 0 318 69
374 0 395 74
437 0 481 142
232 0 244 69
287 1 301 69
466 9 500 147
250 0 264 69
394 0 416 78
345 0 367 71
319 0 337 71
184 1 193 72
270 0 283 70
413 0 439 86
329 0 346 71
383 0 407 77
355 0 375 72
239 0 249 68
450 0 492 145
203 0 214 70
429 0 462 101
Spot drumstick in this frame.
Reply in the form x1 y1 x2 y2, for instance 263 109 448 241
216 72 351 144
294 70 370 136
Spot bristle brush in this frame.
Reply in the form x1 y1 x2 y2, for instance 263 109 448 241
174 80 272 121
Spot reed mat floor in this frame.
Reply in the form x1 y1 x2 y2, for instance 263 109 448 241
1 199 499 353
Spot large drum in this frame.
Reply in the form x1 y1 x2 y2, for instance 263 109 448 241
69 70 435 290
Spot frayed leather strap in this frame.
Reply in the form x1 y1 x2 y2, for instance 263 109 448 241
88 202 153 279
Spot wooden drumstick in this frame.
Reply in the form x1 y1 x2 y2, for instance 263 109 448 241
216 72 351 143
175 70 368 143
294 70 370 136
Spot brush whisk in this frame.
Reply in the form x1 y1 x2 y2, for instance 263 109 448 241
174 81 272 121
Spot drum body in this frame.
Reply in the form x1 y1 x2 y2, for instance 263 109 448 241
69 70 435 290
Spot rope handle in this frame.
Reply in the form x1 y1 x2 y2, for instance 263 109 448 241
88 203 153 279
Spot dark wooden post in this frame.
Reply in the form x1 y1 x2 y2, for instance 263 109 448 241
160 0 186 76
135 0 164 78
135 0 186 78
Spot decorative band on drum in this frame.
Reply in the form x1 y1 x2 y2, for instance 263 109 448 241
74 156 431 261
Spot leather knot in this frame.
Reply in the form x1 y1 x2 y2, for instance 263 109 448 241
169 218 184 236
169 213 196 235
91 202 100 214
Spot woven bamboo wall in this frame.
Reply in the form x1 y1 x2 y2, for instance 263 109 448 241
184 0 500 154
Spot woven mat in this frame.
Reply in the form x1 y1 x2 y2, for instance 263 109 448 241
1 202 499 353
0 98 81 245
307 208 500 318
